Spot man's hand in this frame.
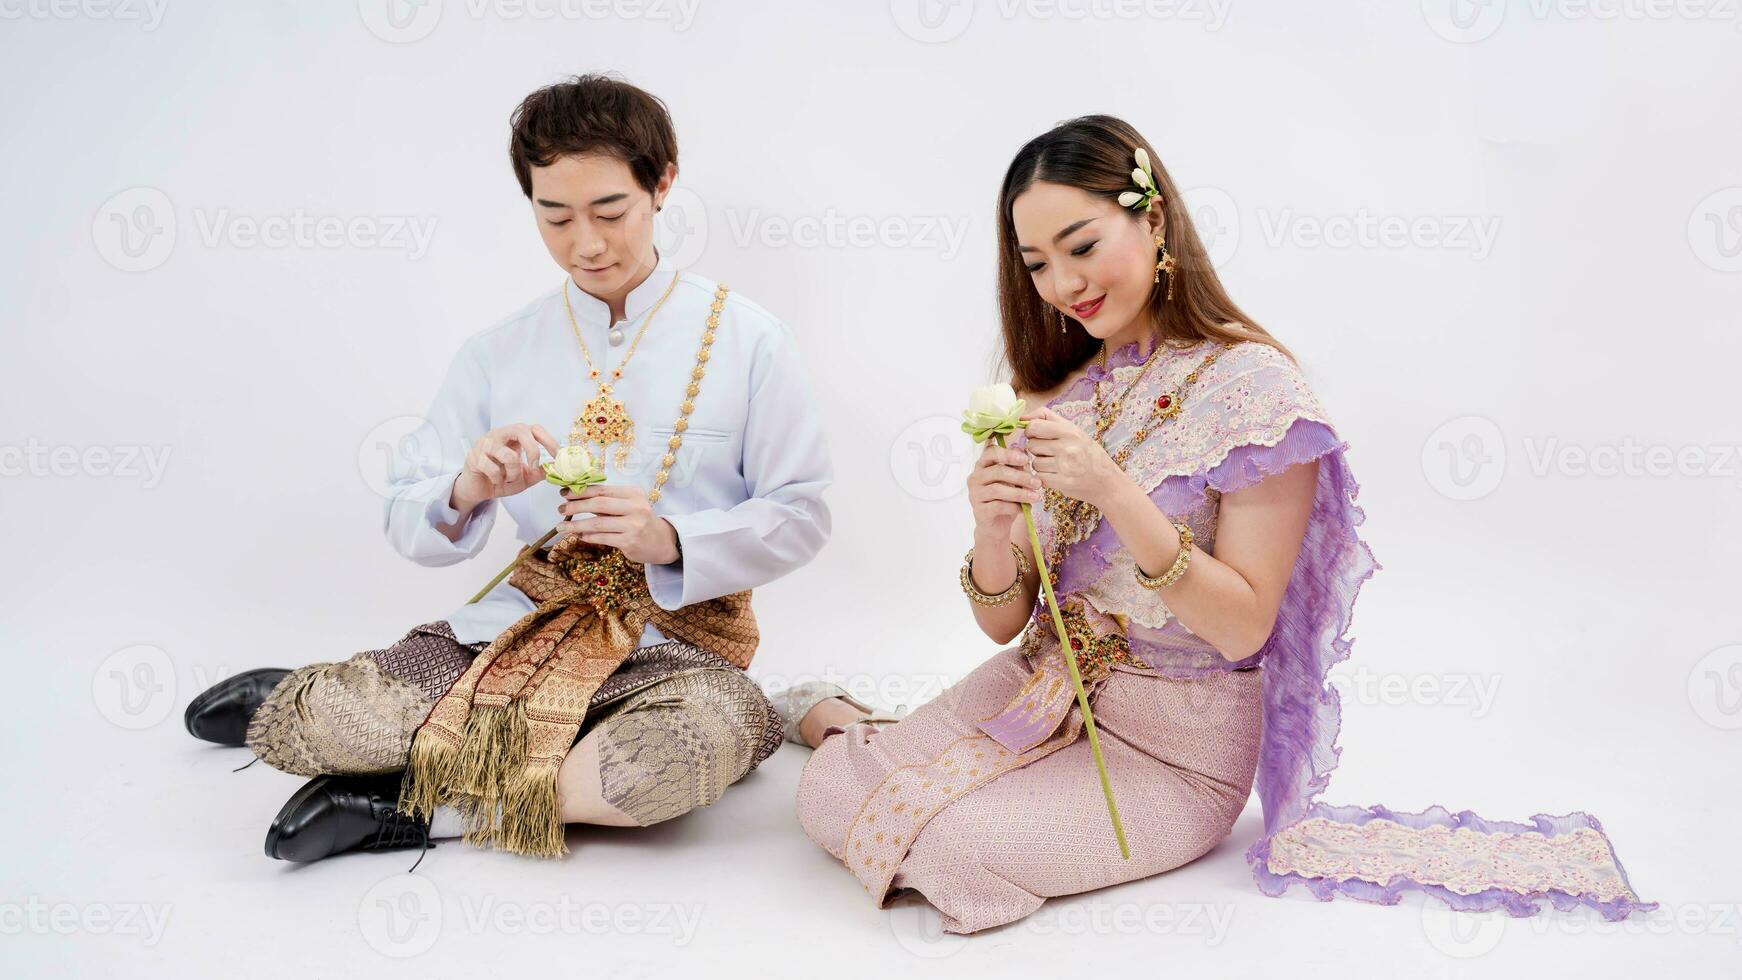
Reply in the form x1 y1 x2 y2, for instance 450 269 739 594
555 484 681 565
451 423 562 513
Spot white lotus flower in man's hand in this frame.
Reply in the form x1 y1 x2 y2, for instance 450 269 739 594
543 444 607 492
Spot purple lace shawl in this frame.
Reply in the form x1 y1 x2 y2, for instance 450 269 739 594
1021 338 1656 921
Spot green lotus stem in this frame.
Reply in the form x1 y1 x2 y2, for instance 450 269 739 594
466 453 605 605
997 433 1130 860
467 527 560 605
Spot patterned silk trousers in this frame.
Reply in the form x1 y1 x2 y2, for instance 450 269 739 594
245 621 783 827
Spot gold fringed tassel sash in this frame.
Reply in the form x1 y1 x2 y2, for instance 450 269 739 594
398 534 759 857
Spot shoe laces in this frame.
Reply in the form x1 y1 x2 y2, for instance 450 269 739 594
364 793 434 865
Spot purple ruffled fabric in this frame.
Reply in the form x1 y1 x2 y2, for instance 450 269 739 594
1035 341 1658 920
1254 804 1660 921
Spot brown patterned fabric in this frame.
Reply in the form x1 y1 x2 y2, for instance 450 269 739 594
398 536 760 858
245 622 488 777
369 622 490 701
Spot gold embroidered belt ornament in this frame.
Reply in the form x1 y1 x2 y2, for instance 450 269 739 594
978 600 1135 756
398 534 759 857
1021 598 1137 681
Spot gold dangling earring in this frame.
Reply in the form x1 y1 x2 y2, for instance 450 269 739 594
1154 233 1177 301
1057 308 1068 335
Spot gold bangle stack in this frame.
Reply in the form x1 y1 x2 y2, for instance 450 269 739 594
960 543 1032 606
1135 521 1195 589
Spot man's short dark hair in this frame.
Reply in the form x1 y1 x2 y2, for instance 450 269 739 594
508 73 678 198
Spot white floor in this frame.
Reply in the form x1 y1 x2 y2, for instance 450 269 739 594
3 652 1732 979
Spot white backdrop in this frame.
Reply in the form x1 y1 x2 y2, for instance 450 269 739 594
2 2 1738 976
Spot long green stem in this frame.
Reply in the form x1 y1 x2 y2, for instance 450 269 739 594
466 527 559 605
1001 435 1129 859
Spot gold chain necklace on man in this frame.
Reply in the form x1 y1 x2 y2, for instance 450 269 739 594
1039 340 1235 590
468 281 728 604
563 269 682 468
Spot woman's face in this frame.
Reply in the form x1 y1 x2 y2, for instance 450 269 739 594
1011 180 1162 344
529 152 673 299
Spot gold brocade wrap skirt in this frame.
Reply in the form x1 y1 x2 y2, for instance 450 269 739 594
246 536 772 857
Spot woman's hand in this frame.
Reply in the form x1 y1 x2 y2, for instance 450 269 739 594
1021 406 1121 508
450 424 562 513
556 485 681 565
967 440 1041 541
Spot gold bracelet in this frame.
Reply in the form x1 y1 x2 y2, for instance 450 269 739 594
960 543 1032 606
1135 521 1194 589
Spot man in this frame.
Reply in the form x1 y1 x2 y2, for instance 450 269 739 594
184 74 832 861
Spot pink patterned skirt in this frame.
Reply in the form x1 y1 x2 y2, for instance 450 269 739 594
796 646 1264 934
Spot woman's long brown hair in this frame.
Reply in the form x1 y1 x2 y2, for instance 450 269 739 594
995 115 1290 395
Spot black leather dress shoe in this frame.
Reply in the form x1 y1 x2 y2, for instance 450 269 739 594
265 774 432 863
184 668 291 745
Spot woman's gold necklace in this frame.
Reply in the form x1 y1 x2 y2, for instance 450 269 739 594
563 270 682 468
1040 341 1233 589
1090 341 1161 442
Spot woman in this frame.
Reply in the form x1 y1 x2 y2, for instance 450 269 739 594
780 115 1654 934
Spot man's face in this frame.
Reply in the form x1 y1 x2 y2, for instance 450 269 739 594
529 152 673 300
